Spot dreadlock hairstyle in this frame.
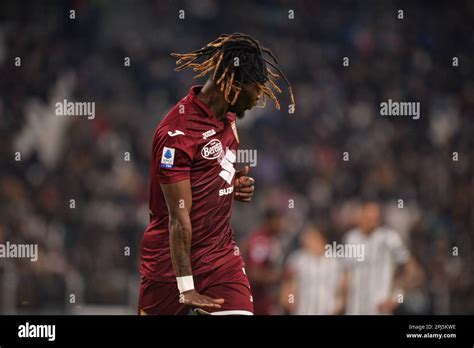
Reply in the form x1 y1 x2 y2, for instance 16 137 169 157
170 33 295 111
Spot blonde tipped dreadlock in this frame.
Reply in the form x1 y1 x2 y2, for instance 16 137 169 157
171 33 295 111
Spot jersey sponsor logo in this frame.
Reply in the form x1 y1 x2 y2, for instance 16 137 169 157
219 186 234 196
167 130 185 137
219 148 236 184
202 129 216 139
201 139 223 160
160 147 175 168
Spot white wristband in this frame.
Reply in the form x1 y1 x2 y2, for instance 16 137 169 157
176 276 194 293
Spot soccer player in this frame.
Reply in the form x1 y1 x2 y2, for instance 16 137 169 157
244 209 286 315
138 33 295 315
280 224 345 315
341 201 412 315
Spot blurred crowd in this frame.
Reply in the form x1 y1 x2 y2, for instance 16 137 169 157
0 0 472 314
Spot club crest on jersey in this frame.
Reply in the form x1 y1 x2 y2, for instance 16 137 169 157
160 147 175 168
202 129 216 139
201 139 223 160
231 121 240 143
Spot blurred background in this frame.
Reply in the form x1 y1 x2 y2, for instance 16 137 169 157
0 0 472 314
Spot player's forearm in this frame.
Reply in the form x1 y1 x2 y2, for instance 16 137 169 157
338 271 350 314
391 260 410 294
169 218 193 277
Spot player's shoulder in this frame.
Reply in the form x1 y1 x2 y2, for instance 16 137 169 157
344 228 361 243
375 226 399 239
375 226 404 247
286 249 305 267
156 96 214 137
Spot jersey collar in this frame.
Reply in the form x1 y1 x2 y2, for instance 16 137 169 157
188 85 215 119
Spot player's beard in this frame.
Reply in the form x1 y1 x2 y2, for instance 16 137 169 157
236 110 245 119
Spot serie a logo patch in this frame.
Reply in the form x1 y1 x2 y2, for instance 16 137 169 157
160 147 175 168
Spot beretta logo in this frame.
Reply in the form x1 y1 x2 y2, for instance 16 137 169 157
201 139 223 160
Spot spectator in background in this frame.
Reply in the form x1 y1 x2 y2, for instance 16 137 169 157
342 201 412 315
280 224 345 315
244 209 285 315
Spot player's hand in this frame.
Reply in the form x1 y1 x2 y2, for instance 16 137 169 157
234 165 255 202
180 289 225 309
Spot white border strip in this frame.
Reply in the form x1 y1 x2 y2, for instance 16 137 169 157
210 310 254 316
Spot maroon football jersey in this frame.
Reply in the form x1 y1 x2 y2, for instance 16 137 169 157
140 85 243 281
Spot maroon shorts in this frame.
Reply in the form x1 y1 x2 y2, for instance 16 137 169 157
138 263 253 315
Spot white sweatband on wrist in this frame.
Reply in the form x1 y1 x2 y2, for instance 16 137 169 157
176 276 194 293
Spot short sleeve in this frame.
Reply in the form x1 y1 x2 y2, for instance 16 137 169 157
285 251 303 275
387 229 410 265
341 231 357 269
155 128 196 184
